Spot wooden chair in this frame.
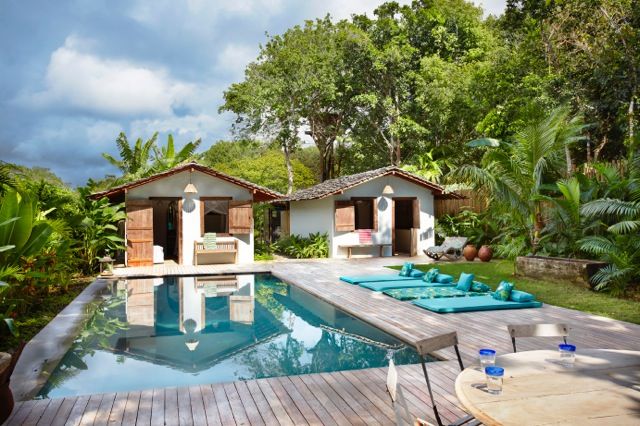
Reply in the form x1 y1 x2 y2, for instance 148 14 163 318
386 360 432 426
424 237 468 261
506 323 569 353
414 332 479 426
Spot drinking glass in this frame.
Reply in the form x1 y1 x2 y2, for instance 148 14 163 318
558 344 576 367
479 349 496 370
485 366 504 395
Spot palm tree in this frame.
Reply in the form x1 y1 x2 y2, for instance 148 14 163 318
151 134 202 171
452 107 587 254
101 132 158 179
579 149 640 294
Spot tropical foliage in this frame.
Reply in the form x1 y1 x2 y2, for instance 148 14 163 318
275 233 329 259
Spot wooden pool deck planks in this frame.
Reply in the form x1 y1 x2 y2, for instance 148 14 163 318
5 362 468 426
7 256 640 425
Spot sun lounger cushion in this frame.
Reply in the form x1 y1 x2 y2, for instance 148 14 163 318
471 281 492 292
399 262 414 277
493 281 514 301
509 289 534 302
409 269 425 278
339 275 418 284
456 272 474 291
383 286 489 301
412 295 542 313
358 280 455 292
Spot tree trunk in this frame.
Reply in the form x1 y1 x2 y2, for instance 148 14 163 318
629 95 635 143
283 144 294 195
565 144 573 176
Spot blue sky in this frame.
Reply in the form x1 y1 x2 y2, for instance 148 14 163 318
0 0 506 186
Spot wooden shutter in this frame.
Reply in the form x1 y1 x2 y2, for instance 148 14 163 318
335 200 355 232
412 198 421 228
126 200 154 267
372 198 378 231
228 201 253 234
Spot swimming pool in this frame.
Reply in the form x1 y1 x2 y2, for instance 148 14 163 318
38 273 420 398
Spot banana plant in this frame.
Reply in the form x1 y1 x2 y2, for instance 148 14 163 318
0 189 53 266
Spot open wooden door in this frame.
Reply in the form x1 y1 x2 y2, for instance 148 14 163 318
126 200 154 266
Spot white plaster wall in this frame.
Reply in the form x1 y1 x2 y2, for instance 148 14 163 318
288 197 336 256
288 175 435 258
126 170 255 264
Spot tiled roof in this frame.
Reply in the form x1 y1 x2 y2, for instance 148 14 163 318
278 166 463 201
90 162 283 201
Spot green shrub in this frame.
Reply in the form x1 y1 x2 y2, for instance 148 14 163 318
276 232 329 259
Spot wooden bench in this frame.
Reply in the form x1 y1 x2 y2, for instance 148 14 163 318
339 243 392 259
194 239 238 265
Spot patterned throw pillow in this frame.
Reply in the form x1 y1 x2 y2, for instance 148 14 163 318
456 272 475 291
423 268 440 283
399 262 414 277
471 281 491 293
493 281 515 301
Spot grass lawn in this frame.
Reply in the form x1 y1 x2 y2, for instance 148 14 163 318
389 259 640 325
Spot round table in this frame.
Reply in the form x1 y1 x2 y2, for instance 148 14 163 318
454 349 640 426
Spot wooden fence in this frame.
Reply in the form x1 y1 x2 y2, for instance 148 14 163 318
435 189 487 218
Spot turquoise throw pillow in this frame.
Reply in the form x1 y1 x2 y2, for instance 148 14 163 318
423 268 439 283
509 289 534 302
456 272 474 291
399 262 414 277
493 281 514 301
471 281 491 293
409 269 425 278
435 273 454 283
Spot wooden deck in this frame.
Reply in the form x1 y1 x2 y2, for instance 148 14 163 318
8 256 640 425
5 362 468 426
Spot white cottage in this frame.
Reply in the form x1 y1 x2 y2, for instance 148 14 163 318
91 162 282 266
278 166 462 258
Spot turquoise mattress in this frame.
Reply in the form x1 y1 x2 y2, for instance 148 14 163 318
359 280 455 292
412 295 542 313
383 287 489 301
339 274 416 284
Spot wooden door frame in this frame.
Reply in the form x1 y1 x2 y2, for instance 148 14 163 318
148 197 183 264
392 197 418 255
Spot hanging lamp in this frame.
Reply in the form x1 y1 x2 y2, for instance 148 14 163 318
184 169 198 194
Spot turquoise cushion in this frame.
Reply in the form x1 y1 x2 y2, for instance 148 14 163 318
339 275 417 284
423 268 439 283
399 262 414 277
412 295 543 313
383 286 484 301
509 289 534 302
471 281 491 293
435 273 454 283
493 281 514 301
456 272 475 291
359 280 430 292
409 269 425 278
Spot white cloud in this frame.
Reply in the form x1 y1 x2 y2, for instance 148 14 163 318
19 36 196 117
215 43 257 79
130 113 230 142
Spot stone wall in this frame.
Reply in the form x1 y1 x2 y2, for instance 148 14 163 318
515 256 607 288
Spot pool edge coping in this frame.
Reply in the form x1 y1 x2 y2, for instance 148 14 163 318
10 276 113 401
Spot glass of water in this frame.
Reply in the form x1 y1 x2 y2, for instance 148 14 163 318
485 366 504 395
479 349 496 370
558 344 576 367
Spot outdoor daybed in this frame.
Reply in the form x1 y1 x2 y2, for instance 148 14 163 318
424 236 468 260
339 272 454 285
383 286 490 301
412 295 542 313
358 280 456 292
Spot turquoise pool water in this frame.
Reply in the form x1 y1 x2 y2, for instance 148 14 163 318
38 273 419 398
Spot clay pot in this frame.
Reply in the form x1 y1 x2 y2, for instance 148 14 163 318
0 343 25 424
0 382 13 424
463 244 477 261
478 245 493 262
